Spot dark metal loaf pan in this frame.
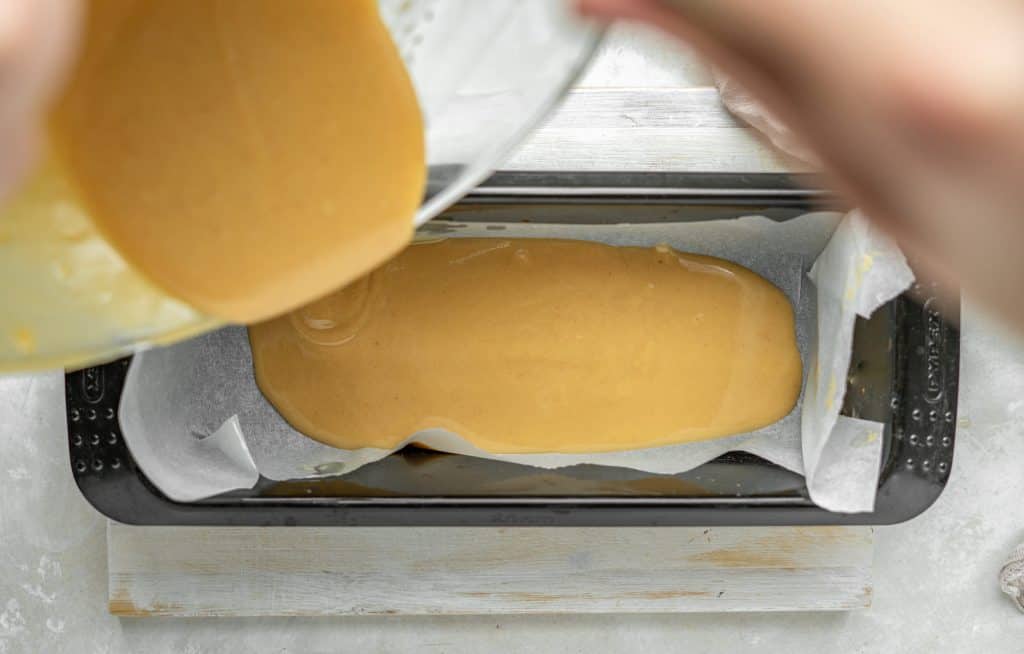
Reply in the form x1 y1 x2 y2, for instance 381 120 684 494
64 172 959 526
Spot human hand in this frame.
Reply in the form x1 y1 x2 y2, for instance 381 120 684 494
580 0 1024 328
0 0 80 199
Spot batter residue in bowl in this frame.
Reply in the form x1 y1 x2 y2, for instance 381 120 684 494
248 238 803 454
50 0 425 323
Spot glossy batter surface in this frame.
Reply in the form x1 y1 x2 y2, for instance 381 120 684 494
50 0 425 323
249 238 802 454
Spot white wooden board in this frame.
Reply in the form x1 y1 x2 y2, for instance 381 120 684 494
504 88 810 173
108 524 873 616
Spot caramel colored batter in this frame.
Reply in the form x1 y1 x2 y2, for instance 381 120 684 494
249 238 802 454
50 0 424 323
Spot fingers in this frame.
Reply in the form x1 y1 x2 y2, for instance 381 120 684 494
578 0 1024 327
579 2 1024 231
0 0 82 198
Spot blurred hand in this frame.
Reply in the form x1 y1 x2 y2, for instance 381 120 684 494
0 0 80 199
581 0 1024 328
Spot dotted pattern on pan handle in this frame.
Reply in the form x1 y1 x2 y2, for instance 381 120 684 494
887 280 959 485
66 358 133 479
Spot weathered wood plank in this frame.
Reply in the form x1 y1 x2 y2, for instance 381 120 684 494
108 525 872 616
543 88 739 129
503 88 810 173
508 126 807 173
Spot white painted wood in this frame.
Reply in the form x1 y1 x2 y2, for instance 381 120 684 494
505 88 810 173
108 524 873 616
508 125 804 172
543 88 739 129
575 24 712 89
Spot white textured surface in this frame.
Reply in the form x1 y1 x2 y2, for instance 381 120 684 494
1 23 1024 653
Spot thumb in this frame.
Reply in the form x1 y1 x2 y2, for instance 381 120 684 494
0 0 82 199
